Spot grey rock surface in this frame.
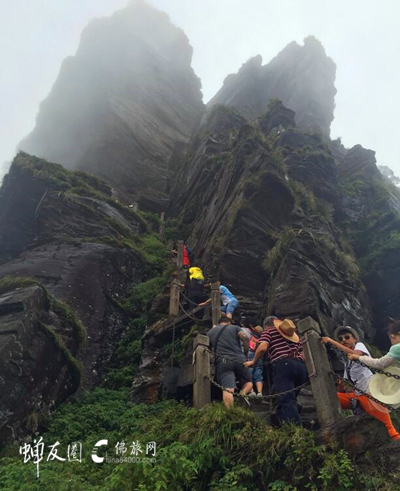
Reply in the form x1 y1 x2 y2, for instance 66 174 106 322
19 1 205 211
208 36 336 136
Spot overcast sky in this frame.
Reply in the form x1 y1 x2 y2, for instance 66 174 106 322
1 0 400 179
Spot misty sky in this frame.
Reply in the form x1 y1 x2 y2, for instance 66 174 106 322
1 0 400 179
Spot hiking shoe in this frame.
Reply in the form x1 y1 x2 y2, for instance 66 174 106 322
256 392 263 398
248 391 257 398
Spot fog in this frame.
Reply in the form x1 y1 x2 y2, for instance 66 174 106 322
1 0 400 179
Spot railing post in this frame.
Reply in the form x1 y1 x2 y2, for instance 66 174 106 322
297 317 341 429
169 276 180 317
211 282 221 326
193 334 211 408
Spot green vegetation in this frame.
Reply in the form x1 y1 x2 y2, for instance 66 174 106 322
290 181 318 214
262 229 361 283
361 230 400 271
339 179 369 199
0 393 397 490
263 227 299 273
339 177 400 274
15 151 148 233
15 152 111 195
104 261 172 389
88 231 168 278
313 236 361 282
120 277 167 316
51 297 87 347
40 323 83 388
0 276 44 296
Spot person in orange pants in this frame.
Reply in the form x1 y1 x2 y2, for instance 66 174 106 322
338 392 400 440
322 325 400 441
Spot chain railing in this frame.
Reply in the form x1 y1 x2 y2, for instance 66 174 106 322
207 374 309 404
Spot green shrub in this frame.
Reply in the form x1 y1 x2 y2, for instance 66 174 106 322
40 323 83 388
1 398 396 490
50 298 87 347
120 277 166 316
290 181 318 213
263 227 298 273
315 236 360 282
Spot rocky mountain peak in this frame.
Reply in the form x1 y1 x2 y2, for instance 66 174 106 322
19 1 205 211
208 36 336 135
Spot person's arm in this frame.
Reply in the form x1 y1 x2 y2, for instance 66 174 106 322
320 337 366 356
238 330 250 358
244 342 269 367
198 298 211 307
348 353 396 369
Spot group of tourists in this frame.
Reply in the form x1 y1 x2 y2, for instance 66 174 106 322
206 315 400 441
171 244 400 440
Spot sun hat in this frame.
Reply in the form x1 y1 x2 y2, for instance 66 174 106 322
274 319 299 343
369 365 400 405
334 326 359 341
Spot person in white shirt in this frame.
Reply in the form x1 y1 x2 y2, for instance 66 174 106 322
348 320 400 369
322 326 400 441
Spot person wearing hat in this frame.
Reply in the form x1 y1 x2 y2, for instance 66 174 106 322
348 321 400 412
244 317 307 425
321 326 400 441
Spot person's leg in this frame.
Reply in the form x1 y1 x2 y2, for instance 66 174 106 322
222 389 235 408
235 362 253 396
273 360 301 425
241 382 253 395
356 395 400 440
216 361 237 408
293 360 308 398
252 357 264 395
337 392 353 409
225 299 239 320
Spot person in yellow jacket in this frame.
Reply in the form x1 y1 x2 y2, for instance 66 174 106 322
189 267 205 282
186 266 206 305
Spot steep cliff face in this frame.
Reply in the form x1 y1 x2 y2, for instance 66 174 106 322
0 283 81 442
0 152 169 442
169 101 372 338
335 145 400 345
19 0 204 212
208 36 336 136
3 8 400 450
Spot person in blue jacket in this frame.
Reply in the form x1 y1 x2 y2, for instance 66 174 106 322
199 281 239 320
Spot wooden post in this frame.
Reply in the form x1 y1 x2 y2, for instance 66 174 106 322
211 282 221 326
133 202 138 212
193 334 211 408
177 240 184 270
169 277 180 316
297 317 341 428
